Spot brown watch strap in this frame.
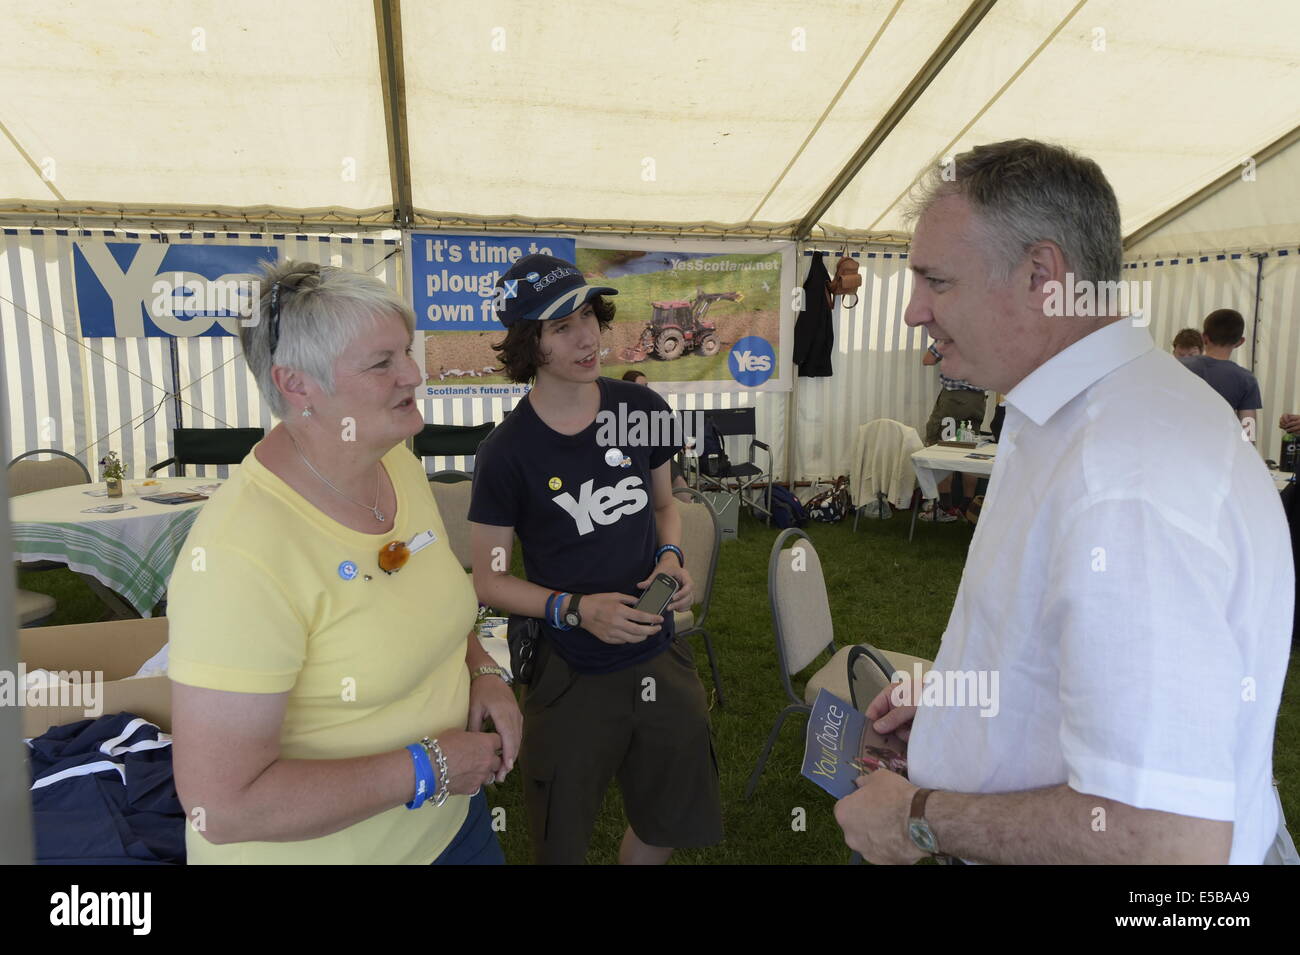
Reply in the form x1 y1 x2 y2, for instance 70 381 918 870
909 787 935 822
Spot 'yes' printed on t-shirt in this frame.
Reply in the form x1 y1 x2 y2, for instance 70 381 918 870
551 476 649 536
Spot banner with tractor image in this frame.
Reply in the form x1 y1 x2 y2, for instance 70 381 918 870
574 236 794 394
413 233 793 397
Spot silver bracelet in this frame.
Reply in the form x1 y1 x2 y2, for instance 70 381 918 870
470 664 509 684
419 736 450 807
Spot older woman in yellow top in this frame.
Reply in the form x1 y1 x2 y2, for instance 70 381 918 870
168 260 521 864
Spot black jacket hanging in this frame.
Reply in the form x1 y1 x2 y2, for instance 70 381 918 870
793 251 834 377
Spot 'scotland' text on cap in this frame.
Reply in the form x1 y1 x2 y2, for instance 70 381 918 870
494 253 618 328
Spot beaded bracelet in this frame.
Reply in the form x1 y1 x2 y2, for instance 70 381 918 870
420 736 450 808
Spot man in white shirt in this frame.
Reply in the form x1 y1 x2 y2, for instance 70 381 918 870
833 139 1293 864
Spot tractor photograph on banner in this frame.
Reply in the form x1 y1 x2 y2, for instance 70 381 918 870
620 290 743 363
574 246 784 389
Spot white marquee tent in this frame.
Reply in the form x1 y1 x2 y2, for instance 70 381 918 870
2 0 1299 479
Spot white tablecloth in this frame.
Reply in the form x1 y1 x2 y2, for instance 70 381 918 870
911 444 998 500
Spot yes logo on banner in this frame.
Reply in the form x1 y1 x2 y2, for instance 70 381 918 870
729 335 776 387
73 242 277 338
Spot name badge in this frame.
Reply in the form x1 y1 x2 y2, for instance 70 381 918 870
408 529 437 555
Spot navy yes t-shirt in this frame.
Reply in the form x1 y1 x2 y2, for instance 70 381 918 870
469 378 682 673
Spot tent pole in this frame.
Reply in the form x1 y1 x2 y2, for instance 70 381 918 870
1124 122 1300 251
169 337 183 432
1250 252 1266 376
0 345 35 864
374 0 414 230
792 0 997 240
786 376 798 487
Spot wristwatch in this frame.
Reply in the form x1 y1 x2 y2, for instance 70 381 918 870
907 788 941 856
563 593 583 629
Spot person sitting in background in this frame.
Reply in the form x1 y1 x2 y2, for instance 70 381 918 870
1171 327 1203 358
920 344 986 521
168 261 521 864
621 370 648 385
1180 308 1262 441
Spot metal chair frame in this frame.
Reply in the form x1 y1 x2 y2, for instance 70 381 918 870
744 528 837 799
695 409 773 525
673 487 725 707
148 427 265 476
8 448 91 483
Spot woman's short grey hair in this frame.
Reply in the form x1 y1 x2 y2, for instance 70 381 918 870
906 139 1122 288
241 260 416 418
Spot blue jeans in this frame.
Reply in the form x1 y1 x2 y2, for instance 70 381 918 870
431 790 505 865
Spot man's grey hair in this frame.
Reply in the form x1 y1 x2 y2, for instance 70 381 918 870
906 139 1123 287
241 260 416 418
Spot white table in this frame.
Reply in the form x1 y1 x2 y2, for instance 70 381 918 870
12 477 222 617
908 443 998 541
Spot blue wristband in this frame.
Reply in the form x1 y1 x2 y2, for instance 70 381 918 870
406 743 435 809
553 592 572 630
655 544 684 567
544 591 557 628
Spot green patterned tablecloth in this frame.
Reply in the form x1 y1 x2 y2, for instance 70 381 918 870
12 478 220 617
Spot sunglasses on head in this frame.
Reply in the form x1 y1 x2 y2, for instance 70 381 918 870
268 265 333 359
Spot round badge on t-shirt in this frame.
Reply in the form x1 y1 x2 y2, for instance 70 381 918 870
604 447 624 467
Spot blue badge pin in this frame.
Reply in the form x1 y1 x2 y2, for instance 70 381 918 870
338 560 358 581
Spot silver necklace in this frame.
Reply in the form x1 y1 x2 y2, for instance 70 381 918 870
288 433 385 522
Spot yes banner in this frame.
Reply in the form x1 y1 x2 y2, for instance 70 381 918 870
412 233 793 397
73 241 276 338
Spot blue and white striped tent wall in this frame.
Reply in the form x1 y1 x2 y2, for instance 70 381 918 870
4 229 1299 485
1124 249 1300 461
1 229 401 478
421 389 774 478
793 250 933 482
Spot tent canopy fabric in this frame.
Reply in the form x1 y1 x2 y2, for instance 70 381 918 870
3 0 1299 249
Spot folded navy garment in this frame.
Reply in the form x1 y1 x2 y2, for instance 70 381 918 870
27 712 186 865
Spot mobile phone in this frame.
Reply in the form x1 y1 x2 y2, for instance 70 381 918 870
634 573 679 616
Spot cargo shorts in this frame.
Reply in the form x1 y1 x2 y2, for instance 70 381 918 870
517 636 723 865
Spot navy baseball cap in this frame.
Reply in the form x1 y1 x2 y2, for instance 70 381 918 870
494 253 618 328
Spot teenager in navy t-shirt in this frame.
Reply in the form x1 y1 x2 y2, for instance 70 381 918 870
468 254 723 865
471 374 680 673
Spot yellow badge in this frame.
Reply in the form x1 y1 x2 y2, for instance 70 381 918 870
548 476 562 491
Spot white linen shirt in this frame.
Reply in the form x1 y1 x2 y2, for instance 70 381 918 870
908 318 1293 864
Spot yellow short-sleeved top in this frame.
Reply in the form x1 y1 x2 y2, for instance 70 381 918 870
168 443 477 864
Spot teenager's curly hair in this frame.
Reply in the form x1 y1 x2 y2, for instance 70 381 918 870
491 296 616 383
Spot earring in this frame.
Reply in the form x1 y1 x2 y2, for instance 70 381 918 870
301 407 313 418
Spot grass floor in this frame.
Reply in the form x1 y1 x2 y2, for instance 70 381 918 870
19 506 1299 864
